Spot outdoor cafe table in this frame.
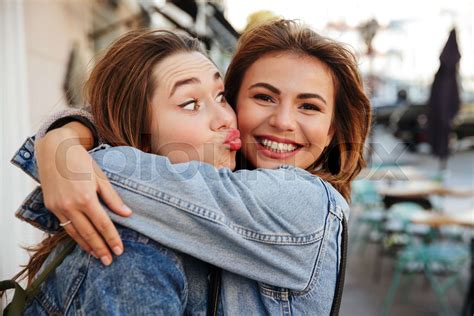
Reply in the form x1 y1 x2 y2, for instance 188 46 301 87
377 181 474 209
410 209 474 228
408 209 474 316
377 181 474 198
359 165 429 182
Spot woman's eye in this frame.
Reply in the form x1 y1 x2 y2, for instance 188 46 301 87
178 99 200 111
254 94 274 103
216 92 226 103
299 103 321 112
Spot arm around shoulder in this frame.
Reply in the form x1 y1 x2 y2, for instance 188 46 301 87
91 146 335 290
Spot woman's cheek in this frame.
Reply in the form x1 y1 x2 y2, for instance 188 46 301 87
237 105 256 139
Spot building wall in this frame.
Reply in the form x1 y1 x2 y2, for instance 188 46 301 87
1 0 40 307
1 2 232 307
1 1 137 308
23 0 94 130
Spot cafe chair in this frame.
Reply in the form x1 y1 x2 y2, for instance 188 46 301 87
382 241 469 316
349 179 386 254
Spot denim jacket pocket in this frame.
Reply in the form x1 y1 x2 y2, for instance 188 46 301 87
29 242 90 315
255 208 336 316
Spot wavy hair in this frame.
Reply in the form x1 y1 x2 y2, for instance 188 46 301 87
225 19 372 200
8 29 205 286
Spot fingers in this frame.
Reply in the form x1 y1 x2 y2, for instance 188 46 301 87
85 196 124 257
56 214 92 253
97 170 132 217
70 212 113 266
63 222 93 254
47 190 124 265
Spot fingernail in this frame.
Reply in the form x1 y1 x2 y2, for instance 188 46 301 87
113 246 123 256
90 251 98 259
101 256 112 266
121 204 132 214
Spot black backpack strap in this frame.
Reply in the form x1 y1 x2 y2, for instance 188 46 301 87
330 214 348 316
207 266 221 316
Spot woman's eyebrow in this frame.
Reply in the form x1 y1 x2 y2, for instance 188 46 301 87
169 72 221 97
169 77 200 97
249 82 280 94
249 82 327 105
297 93 327 105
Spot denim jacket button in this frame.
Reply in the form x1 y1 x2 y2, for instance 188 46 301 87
21 151 31 159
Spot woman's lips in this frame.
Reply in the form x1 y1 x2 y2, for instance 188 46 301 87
224 129 242 151
257 135 301 146
254 135 302 160
255 141 301 159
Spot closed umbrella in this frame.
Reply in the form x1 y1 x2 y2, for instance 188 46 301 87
427 28 461 170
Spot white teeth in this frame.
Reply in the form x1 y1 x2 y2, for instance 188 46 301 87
260 138 298 153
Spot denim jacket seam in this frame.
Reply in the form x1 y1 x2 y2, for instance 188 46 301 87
291 180 334 295
10 136 39 182
10 157 39 183
231 223 325 245
329 204 344 221
259 185 335 298
259 284 290 301
63 250 92 313
291 212 335 298
104 170 324 245
33 291 59 315
31 245 88 315
15 187 61 233
15 211 59 234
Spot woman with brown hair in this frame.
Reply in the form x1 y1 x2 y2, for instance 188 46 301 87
7 28 239 315
11 19 370 314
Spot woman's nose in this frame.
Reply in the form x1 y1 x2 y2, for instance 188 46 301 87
211 103 236 131
268 103 296 132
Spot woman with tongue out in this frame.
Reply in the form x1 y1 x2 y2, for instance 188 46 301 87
13 20 370 315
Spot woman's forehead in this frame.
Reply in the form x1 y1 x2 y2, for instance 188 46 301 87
242 52 334 100
154 52 221 91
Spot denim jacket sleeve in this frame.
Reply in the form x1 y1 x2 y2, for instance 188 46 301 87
91 145 347 291
13 139 349 290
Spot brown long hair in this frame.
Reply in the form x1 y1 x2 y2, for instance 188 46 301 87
225 19 372 200
87 29 205 151
8 29 205 286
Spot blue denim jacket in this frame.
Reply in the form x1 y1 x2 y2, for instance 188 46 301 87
13 137 349 315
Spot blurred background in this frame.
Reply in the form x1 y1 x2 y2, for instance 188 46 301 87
1 0 473 315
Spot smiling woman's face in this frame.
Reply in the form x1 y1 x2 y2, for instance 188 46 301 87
236 51 335 170
149 52 239 170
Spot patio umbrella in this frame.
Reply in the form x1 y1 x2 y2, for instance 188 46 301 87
426 28 461 170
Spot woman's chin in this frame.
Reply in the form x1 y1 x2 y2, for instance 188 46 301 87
212 153 236 170
250 154 296 169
